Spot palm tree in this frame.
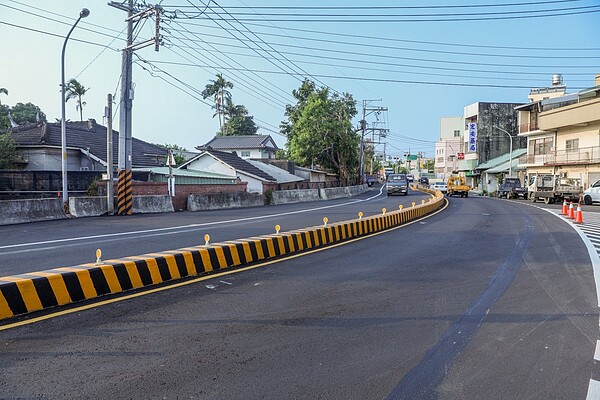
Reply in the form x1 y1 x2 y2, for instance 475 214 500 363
201 74 233 129
65 78 89 121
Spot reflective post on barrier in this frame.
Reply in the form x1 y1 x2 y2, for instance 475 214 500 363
204 234 210 246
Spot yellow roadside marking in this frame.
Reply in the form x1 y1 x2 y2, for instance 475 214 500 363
0 198 448 331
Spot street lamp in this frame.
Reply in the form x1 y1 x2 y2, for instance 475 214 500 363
494 126 513 178
61 8 90 205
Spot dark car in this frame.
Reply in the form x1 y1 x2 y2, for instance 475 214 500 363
386 174 409 196
419 177 429 185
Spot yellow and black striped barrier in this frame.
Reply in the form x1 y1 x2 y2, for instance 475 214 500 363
0 190 444 320
116 169 133 215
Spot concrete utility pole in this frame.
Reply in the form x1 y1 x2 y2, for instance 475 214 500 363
359 99 388 181
109 1 162 215
106 93 114 214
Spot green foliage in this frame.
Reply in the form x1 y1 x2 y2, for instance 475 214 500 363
65 78 89 121
423 159 435 173
218 98 257 136
275 149 288 160
201 73 233 129
281 80 359 183
0 132 17 169
0 102 46 131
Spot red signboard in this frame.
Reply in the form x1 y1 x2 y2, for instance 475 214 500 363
457 152 465 160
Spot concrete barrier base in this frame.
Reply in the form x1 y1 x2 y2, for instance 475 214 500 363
188 192 263 211
0 198 66 225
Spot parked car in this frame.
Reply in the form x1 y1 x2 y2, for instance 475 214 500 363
386 174 409 196
497 177 528 199
583 179 600 205
430 181 447 193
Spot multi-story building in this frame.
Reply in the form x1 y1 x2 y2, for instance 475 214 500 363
434 116 463 180
516 74 600 188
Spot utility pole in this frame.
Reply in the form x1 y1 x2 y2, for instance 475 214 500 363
109 1 162 215
359 99 388 181
106 93 114 214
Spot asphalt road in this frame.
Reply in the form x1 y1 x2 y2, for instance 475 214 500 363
0 185 432 276
0 193 597 399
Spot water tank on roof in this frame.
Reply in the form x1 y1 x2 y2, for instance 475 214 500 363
552 74 563 86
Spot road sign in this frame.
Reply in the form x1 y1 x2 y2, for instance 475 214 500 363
468 123 477 152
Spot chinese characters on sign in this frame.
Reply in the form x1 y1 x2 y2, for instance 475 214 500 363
468 123 477 152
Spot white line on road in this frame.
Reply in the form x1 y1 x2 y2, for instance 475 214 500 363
1 193 386 251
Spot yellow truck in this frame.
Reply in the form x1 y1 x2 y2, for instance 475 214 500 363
446 175 470 198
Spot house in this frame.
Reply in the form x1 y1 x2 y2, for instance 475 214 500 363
199 135 279 159
179 149 277 194
516 74 600 189
246 159 304 190
474 149 527 194
8 119 167 172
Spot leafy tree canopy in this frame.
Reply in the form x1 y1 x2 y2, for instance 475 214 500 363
0 132 17 169
218 98 258 136
0 102 46 131
281 80 359 183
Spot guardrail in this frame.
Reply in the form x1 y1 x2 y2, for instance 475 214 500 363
0 189 445 321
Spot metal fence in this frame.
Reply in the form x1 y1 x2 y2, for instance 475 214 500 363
0 171 102 200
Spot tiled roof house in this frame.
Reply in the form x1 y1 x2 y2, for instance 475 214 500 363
9 120 167 171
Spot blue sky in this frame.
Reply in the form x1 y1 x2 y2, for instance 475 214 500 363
1 0 599 159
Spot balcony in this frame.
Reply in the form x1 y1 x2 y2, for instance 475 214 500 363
518 145 600 166
518 122 539 134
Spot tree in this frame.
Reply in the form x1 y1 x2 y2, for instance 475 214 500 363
65 78 89 121
218 98 258 136
201 73 233 129
0 132 17 169
282 80 359 183
0 102 46 131
0 88 7 105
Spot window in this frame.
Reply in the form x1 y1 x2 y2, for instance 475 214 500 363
241 150 251 157
453 130 461 137
529 137 553 155
566 139 579 153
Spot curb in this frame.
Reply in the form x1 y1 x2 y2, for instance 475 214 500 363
0 191 444 321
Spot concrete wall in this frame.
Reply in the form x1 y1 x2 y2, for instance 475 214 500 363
68 196 108 218
0 198 66 225
319 184 368 200
271 189 320 205
188 192 264 211
133 195 175 214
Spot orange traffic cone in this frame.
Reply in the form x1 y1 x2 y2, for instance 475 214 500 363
574 203 584 224
567 202 575 219
561 199 568 215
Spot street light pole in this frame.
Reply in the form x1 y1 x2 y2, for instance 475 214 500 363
494 126 513 178
61 8 90 206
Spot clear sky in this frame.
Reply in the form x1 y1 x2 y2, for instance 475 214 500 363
1 0 599 159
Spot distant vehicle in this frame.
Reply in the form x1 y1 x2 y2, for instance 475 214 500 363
364 174 377 187
384 168 395 179
430 181 447 193
497 177 528 199
583 179 600 205
527 173 582 204
419 176 429 185
446 175 470 197
386 174 409 196
406 174 414 183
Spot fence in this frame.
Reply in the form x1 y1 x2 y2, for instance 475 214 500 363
0 170 102 200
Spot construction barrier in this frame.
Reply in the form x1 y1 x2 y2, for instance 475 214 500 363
574 203 584 224
0 190 445 321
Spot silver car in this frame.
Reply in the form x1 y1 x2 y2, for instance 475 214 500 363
430 181 447 193
386 174 409 196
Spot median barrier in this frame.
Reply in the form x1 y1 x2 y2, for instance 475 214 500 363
0 189 444 321
0 198 66 226
270 189 320 205
68 196 108 218
188 192 264 211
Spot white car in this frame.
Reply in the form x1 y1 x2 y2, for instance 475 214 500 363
430 181 447 193
583 179 600 205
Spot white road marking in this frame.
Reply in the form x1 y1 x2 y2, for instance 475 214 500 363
1 193 386 251
587 379 600 400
